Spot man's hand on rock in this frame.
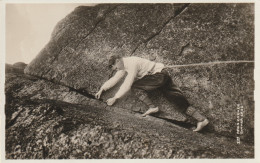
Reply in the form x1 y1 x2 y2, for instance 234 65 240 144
95 89 103 99
106 97 117 106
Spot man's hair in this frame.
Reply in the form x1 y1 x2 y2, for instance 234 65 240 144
108 54 122 68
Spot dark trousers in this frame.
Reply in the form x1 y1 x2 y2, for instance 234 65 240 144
132 69 190 113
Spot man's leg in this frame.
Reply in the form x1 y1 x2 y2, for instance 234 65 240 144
136 92 159 117
132 72 168 116
161 70 209 132
185 106 209 132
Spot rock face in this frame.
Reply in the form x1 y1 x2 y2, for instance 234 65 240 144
5 65 254 158
24 3 254 142
5 3 253 158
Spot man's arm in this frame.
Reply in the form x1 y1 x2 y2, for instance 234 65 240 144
95 70 126 99
106 65 137 105
114 70 136 99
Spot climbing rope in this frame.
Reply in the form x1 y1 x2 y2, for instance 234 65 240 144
165 60 254 68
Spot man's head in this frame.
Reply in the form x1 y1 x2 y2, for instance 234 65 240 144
108 54 124 71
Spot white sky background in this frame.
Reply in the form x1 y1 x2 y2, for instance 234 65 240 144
6 3 95 64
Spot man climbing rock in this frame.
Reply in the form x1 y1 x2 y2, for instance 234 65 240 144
95 54 209 132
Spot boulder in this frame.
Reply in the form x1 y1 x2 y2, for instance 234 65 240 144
24 4 254 142
13 62 27 70
6 62 27 74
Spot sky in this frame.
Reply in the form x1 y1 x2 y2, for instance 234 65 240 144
5 3 95 64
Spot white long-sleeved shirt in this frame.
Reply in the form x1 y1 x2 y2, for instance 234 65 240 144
101 56 165 99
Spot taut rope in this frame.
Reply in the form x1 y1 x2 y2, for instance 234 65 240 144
165 60 254 68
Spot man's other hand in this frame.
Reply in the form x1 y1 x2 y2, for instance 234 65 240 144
106 97 117 106
95 89 103 99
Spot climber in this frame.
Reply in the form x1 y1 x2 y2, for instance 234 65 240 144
95 54 209 132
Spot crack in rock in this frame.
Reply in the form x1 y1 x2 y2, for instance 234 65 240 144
177 42 190 56
131 4 190 55
46 5 119 68
74 5 119 51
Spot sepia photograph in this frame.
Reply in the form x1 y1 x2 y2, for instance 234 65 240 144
2 1 258 161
